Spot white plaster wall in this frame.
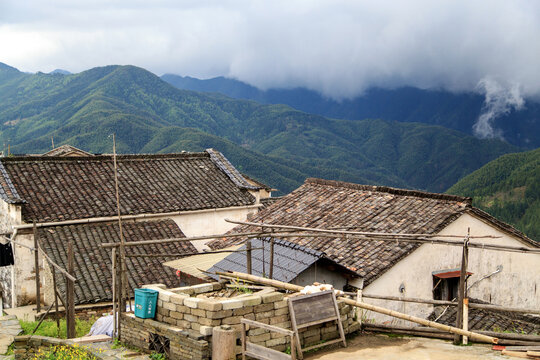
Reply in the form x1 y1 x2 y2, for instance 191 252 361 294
362 213 540 325
169 206 259 250
0 200 47 308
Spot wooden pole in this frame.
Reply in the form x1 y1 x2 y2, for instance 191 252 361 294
216 271 498 344
66 240 76 339
52 269 60 338
356 289 363 326
463 298 469 345
269 237 274 279
246 240 252 275
112 248 117 339
33 222 41 313
112 134 128 318
454 230 469 345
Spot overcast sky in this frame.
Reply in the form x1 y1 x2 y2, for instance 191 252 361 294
1 0 539 99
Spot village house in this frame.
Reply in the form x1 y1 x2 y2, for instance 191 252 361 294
0 147 271 308
164 237 360 288
208 178 540 328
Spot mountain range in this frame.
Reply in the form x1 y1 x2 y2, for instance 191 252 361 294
162 74 540 149
448 147 540 241
0 63 519 195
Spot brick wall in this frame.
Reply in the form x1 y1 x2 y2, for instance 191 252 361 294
124 282 360 358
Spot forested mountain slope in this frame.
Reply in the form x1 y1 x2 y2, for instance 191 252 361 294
163 74 540 149
0 63 517 194
448 148 540 241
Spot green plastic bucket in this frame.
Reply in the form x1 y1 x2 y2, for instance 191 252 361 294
134 288 158 319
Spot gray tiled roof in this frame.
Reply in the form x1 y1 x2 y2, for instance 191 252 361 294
38 219 195 304
209 178 473 285
208 238 345 283
428 299 540 334
0 151 256 222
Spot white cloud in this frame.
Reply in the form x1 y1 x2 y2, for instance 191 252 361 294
1 0 539 99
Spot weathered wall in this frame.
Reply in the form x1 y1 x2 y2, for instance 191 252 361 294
122 315 211 360
0 200 46 308
362 213 540 325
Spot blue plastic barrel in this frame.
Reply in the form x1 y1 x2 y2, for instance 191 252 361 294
134 289 159 319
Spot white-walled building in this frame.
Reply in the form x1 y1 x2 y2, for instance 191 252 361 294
0 148 270 307
209 178 540 330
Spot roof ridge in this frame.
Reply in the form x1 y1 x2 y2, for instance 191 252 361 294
1 152 209 162
305 178 472 204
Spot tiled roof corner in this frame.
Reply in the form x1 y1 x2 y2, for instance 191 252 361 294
0 161 25 204
206 148 261 190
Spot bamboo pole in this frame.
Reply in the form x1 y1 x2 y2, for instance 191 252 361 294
216 271 498 344
124 248 264 258
112 134 128 319
359 293 540 315
225 219 501 239
33 222 41 313
224 219 540 254
37 243 77 282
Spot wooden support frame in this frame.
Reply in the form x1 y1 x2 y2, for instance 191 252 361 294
287 291 346 359
241 318 296 360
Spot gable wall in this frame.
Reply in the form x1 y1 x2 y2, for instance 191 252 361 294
362 213 539 325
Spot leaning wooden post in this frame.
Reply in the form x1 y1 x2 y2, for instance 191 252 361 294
33 222 41 313
66 240 76 339
454 229 470 345
269 237 274 279
246 240 252 275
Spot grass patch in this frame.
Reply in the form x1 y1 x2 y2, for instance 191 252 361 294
19 317 96 339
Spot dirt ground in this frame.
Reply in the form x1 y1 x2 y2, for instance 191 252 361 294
306 334 506 360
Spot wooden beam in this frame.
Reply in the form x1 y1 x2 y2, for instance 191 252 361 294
217 271 498 344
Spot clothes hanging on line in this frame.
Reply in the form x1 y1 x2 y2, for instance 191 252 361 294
0 242 14 266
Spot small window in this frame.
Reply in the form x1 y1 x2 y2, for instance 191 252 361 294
432 269 473 301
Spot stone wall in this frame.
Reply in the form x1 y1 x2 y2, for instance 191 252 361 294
122 282 360 359
122 314 210 360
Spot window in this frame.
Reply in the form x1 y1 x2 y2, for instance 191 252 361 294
432 269 473 301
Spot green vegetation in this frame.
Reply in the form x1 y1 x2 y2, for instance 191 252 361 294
448 148 540 241
0 62 518 194
19 317 95 339
31 344 98 360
